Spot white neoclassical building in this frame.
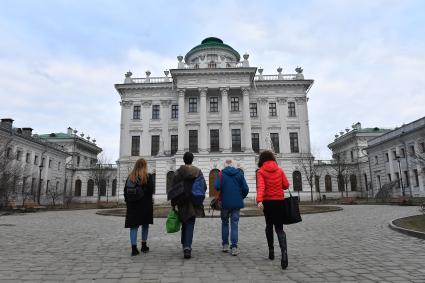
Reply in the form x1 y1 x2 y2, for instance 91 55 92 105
115 37 314 200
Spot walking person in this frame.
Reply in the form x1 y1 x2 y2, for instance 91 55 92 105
214 160 249 256
124 158 154 256
256 150 290 269
171 152 206 259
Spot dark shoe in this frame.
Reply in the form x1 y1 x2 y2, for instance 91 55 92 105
141 242 149 253
281 252 288 269
268 248 275 260
183 249 191 259
131 245 139 256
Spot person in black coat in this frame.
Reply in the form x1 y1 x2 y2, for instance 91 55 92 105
124 158 154 256
170 152 206 259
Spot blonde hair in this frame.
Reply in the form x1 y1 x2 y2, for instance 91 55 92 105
129 158 148 184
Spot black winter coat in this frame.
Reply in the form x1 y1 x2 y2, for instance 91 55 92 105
124 174 154 228
171 165 205 223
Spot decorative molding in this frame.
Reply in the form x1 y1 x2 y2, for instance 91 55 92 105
178 89 186 97
259 98 268 105
241 87 250 96
120 100 133 108
295 97 307 104
160 100 172 107
277 98 287 105
219 87 230 96
142 100 152 107
198 87 208 97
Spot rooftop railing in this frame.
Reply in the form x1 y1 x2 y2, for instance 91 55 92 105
131 77 171 84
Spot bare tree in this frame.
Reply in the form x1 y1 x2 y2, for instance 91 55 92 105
297 153 317 202
46 180 63 207
330 153 350 198
88 153 113 204
0 138 23 208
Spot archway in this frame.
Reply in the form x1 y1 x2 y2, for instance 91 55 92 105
87 179 94 196
74 180 82 197
209 169 220 197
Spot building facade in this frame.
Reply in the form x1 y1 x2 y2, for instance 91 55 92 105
116 37 314 201
366 117 425 197
39 127 118 203
0 118 69 207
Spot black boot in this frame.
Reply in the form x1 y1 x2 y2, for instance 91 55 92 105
131 245 140 256
141 241 149 253
265 224 274 260
276 228 288 269
183 249 191 259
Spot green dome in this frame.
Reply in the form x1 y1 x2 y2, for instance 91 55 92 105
185 37 240 62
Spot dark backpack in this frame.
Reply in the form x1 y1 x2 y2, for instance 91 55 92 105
191 173 206 206
125 178 144 202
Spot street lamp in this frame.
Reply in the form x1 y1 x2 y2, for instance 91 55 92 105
395 155 405 196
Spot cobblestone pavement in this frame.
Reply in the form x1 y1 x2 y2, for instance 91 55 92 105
0 205 424 283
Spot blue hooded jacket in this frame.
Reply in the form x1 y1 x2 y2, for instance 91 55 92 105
214 167 249 209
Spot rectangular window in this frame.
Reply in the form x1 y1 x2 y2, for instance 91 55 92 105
315 175 320 192
252 133 260 153
290 132 299 153
377 175 381 189
16 150 22 161
171 104 178 119
385 153 389 162
404 171 410 187
269 103 277 117
250 103 257 117
232 129 241 152
210 130 220 152
350 151 354 162
270 133 280 153
152 105 160 119
288 102 296 117
131 136 140 156
400 148 405 158
363 174 368 190
392 150 397 160
210 97 218 112
414 169 419 186
395 172 400 188
170 135 178 155
409 145 415 156
48 159 52 168
189 130 198 153
42 157 46 167
151 135 160 156
230 97 239 112
58 162 61 171
34 155 38 165
133 105 141 120
388 174 392 182
46 180 50 193
374 156 378 164
189 97 197 113
26 153 30 163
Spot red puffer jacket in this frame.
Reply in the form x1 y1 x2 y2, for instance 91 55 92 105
256 160 289 202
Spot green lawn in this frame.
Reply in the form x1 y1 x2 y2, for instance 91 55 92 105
394 215 425 233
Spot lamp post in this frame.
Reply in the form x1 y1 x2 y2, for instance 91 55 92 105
395 155 405 196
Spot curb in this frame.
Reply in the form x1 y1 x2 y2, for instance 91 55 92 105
388 219 425 240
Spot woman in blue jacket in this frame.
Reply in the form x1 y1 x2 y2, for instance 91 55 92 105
214 160 249 256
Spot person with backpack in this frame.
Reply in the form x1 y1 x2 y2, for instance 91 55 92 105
170 152 206 259
214 160 249 256
256 150 290 269
124 158 155 256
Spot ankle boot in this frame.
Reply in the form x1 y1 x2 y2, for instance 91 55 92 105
141 242 149 253
131 245 140 256
276 229 288 269
268 248 275 260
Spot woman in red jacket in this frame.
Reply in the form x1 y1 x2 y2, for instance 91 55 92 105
256 150 290 269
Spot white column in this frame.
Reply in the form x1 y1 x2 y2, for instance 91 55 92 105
177 89 186 153
120 100 133 157
259 98 268 151
220 87 230 152
242 87 253 153
199 88 208 153
141 100 152 156
278 98 289 154
296 97 311 153
160 100 171 155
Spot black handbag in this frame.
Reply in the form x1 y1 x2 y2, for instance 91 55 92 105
282 190 302 225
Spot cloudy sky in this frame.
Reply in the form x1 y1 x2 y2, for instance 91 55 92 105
1 0 424 160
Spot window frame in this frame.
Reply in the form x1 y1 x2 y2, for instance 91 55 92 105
249 103 257 117
189 130 198 153
131 136 140 156
170 135 178 155
289 132 299 153
151 135 160 156
209 97 219 113
152 104 160 120
210 129 220 152
171 104 178 119
230 97 240 112
252 133 260 153
133 105 141 120
231 129 241 152
288 102 296 117
269 102 277 117
270 133 280 153
189 97 198 113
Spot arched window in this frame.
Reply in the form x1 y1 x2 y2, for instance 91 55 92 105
112 179 117 196
74 180 81 196
226 63 231 68
315 175 320 192
194 63 199 69
293 171 302 191
325 175 332 192
87 179 94 196
350 174 357 191
99 180 107 196
166 171 174 194
208 61 216 68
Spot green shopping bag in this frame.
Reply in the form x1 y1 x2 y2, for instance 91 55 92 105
166 209 181 233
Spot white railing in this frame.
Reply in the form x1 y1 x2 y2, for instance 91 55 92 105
254 74 298 81
131 77 171 84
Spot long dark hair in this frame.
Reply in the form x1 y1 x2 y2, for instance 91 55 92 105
258 150 276 168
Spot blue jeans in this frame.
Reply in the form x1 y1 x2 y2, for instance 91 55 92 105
181 216 196 250
130 224 149 245
221 208 240 248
